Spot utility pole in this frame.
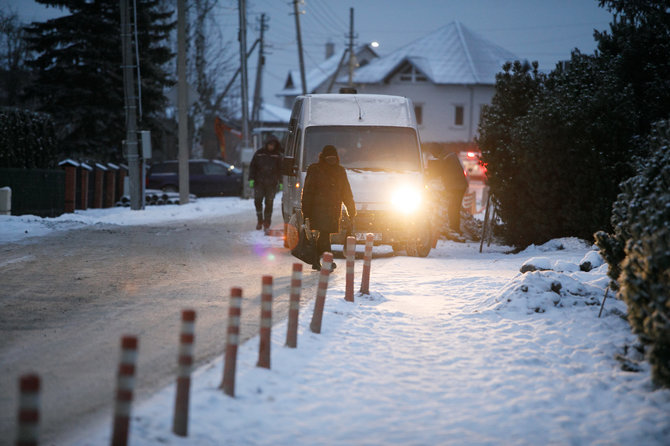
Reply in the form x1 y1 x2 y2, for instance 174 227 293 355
347 7 356 87
251 13 267 130
238 0 250 150
238 0 255 199
293 0 307 95
120 0 142 210
177 0 190 205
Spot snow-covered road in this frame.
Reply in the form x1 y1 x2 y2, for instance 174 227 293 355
2 197 669 445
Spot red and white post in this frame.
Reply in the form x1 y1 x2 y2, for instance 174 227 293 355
359 233 374 295
111 335 138 446
221 287 242 397
257 275 273 369
345 236 356 302
310 252 333 334
173 309 196 437
16 374 40 446
286 263 303 348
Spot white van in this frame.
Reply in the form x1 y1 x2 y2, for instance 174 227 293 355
281 93 434 257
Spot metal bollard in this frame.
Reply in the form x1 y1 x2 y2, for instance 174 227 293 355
286 263 303 348
16 374 40 446
111 335 138 446
173 309 196 437
221 287 242 397
345 236 356 302
359 233 374 295
310 252 333 334
257 276 273 369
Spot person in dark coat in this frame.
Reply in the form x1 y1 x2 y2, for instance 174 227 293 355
439 152 468 234
249 135 283 233
301 145 356 271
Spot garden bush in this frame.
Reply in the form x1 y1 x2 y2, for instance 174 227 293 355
0 107 59 168
595 119 670 387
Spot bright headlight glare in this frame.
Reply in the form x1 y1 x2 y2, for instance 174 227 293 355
391 187 422 213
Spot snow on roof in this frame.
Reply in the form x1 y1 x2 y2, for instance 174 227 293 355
58 159 80 167
255 101 291 123
351 21 518 85
303 94 414 127
278 44 375 96
228 101 291 124
279 50 344 96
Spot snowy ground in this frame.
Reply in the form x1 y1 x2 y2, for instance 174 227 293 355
2 197 669 445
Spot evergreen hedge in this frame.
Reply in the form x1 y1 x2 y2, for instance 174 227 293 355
477 54 640 249
595 119 670 387
0 108 59 169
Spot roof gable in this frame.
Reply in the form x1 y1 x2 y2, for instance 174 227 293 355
278 44 378 96
351 21 518 85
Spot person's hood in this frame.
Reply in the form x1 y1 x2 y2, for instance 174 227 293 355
318 145 339 163
263 135 280 149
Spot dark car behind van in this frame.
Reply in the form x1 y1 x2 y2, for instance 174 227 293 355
146 159 242 196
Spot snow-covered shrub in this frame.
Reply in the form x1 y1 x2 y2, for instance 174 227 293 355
595 120 670 387
0 107 59 168
491 270 601 315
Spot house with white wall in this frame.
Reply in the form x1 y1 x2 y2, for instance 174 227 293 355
279 22 518 152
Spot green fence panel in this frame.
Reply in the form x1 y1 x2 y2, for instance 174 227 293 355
0 168 65 217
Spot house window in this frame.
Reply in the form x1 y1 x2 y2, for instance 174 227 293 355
454 105 464 126
399 64 427 82
414 105 423 125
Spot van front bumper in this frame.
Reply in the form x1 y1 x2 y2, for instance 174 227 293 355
332 209 430 246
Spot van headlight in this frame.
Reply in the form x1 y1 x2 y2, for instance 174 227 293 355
391 186 422 213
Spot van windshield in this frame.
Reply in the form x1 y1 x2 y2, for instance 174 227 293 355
303 126 421 172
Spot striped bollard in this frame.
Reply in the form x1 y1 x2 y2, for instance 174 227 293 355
16 374 40 446
257 276 273 369
359 233 374 295
111 335 138 446
345 236 356 302
172 309 196 437
310 252 333 334
286 263 303 348
221 287 242 397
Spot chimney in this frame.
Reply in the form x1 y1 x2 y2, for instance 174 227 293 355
325 41 335 60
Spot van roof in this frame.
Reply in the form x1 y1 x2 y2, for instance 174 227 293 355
299 94 416 127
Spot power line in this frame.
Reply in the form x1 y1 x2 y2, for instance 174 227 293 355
307 0 348 35
315 0 348 30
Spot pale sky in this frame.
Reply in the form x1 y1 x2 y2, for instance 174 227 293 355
6 0 615 107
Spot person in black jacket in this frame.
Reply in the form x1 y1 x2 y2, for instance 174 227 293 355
439 152 468 234
301 145 356 271
249 135 283 233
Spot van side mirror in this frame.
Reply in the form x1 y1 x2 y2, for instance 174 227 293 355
282 156 298 176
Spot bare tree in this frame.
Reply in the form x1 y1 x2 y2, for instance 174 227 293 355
188 0 237 159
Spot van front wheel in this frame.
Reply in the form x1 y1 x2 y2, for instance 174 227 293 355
407 224 432 257
392 243 405 256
